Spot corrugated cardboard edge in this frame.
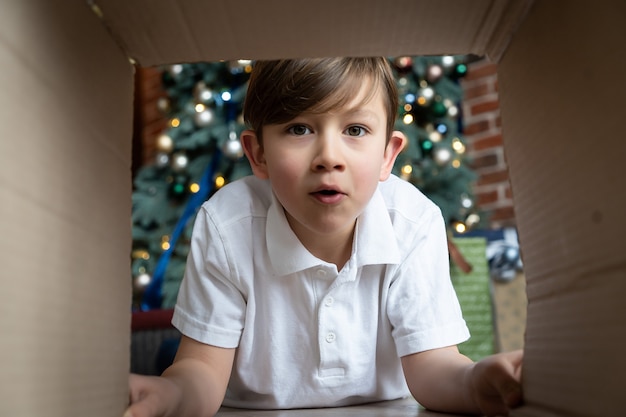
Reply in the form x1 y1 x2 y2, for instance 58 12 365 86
482 0 535 62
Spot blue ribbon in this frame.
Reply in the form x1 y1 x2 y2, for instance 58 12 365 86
141 149 222 310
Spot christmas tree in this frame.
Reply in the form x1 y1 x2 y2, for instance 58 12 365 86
131 56 479 311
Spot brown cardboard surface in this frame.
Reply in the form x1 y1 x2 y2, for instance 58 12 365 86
95 0 531 66
3 0 626 416
0 1 133 416
498 1 626 415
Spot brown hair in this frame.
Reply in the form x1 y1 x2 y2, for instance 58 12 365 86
243 57 398 143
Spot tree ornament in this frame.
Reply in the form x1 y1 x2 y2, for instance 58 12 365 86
155 152 170 168
167 64 184 78
394 56 413 72
441 55 455 68
453 63 468 79
171 152 188 171
222 136 243 160
428 130 442 143
419 139 434 156
219 89 233 102
433 147 452 165
134 272 152 291
156 133 174 152
465 213 480 227
426 64 444 83
156 97 170 114
193 81 215 104
194 107 215 127
461 194 474 209
169 175 188 198
416 86 435 105
431 98 448 117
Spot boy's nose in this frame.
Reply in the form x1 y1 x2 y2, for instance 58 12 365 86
311 136 345 172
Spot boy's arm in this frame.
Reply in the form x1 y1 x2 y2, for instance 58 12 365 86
401 346 523 417
126 335 235 417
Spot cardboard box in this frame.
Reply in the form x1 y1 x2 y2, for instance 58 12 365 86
1 1 624 416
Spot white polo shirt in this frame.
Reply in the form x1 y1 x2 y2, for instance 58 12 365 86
172 174 469 409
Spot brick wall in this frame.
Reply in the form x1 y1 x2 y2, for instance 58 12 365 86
461 59 516 228
134 60 516 228
133 67 169 177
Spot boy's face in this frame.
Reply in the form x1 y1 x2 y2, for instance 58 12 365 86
242 82 405 245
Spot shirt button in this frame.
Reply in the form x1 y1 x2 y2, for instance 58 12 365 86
316 269 327 277
325 332 336 343
324 296 334 307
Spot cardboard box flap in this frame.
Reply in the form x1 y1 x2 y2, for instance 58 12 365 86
93 0 532 66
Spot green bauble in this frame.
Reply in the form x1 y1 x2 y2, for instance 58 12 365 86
431 100 448 118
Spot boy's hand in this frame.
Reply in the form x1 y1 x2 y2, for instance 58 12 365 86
124 373 182 417
468 349 523 416
124 337 235 417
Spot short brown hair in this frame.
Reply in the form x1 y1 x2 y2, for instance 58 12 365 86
243 57 398 143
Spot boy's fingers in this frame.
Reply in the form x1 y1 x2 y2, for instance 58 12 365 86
506 349 524 370
124 395 163 417
495 351 524 408
126 374 166 417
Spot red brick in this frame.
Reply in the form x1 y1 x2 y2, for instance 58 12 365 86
470 100 500 116
463 83 490 100
138 67 164 87
141 100 168 125
136 67 167 103
489 206 517 222
477 190 499 206
476 169 510 186
463 119 490 136
470 153 498 170
473 134 503 151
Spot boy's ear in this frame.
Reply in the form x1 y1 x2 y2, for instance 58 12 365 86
379 130 407 181
241 129 269 179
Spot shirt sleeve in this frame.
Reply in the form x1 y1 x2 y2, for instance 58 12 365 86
171 204 246 348
386 207 470 357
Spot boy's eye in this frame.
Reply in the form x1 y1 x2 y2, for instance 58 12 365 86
345 126 366 137
287 125 311 135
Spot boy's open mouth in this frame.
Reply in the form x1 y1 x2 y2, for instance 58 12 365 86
310 188 345 204
317 190 339 195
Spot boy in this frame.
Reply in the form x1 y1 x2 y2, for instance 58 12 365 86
126 57 523 417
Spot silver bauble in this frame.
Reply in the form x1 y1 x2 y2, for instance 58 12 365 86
194 108 215 127
222 138 244 160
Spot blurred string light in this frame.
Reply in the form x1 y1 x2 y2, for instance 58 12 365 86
160 235 170 251
189 183 200 193
454 221 467 234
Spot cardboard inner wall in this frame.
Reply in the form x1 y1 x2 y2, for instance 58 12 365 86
498 1 626 416
0 2 133 416
96 0 530 65
2 0 625 416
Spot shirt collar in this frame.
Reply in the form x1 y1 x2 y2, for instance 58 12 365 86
266 184 401 276
266 193 326 276
353 184 401 267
